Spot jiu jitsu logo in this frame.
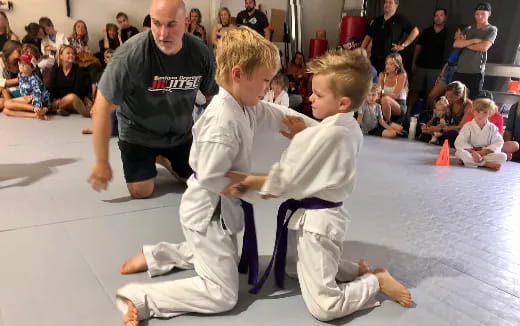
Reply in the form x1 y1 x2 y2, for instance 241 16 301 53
148 75 202 92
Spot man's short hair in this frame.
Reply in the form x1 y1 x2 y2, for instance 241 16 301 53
215 26 280 86
307 48 372 109
116 12 128 20
434 8 447 16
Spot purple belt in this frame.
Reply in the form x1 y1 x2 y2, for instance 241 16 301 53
193 171 259 285
249 197 343 294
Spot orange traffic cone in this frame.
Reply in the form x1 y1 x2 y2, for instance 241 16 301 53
435 139 450 166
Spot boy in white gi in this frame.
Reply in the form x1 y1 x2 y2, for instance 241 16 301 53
117 26 317 326
455 98 507 170
224 48 413 321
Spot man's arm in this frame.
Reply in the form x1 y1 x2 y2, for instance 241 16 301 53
92 90 116 163
88 90 116 191
466 40 493 52
453 38 481 48
361 35 372 50
264 26 271 41
392 27 419 52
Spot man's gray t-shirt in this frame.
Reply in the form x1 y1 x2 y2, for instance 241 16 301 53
359 102 383 134
99 31 219 148
456 24 497 74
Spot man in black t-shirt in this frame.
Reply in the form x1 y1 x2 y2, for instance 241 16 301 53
408 8 448 116
89 0 219 199
361 0 419 74
116 12 140 43
236 0 271 40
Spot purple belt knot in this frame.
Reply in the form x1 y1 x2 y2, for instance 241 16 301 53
249 197 343 294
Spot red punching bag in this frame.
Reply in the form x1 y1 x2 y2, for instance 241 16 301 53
308 39 328 59
339 16 368 49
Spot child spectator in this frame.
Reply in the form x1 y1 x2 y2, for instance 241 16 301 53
38 17 69 70
420 96 452 144
455 98 507 170
3 53 49 120
263 72 289 107
116 12 140 43
357 83 403 138
224 48 412 321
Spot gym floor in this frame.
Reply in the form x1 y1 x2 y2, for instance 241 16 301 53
0 115 519 326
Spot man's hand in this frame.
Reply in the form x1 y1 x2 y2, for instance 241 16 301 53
88 161 113 191
281 115 306 139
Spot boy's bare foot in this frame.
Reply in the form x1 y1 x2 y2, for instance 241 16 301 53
36 107 49 120
120 253 148 274
484 162 501 171
358 259 371 275
123 298 139 326
81 127 93 134
156 155 187 182
374 268 412 307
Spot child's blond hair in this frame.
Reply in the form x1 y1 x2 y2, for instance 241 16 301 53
215 26 280 86
307 48 372 109
369 83 381 95
436 96 449 109
473 98 497 114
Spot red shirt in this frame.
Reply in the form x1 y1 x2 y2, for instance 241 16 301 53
463 112 504 133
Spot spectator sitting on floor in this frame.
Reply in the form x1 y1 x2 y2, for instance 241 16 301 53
263 72 289 107
48 44 92 117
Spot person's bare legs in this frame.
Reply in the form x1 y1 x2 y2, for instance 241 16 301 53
123 298 139 326
155 155 187 182
120 253 148 274
502 141 520 161
373 268 412 307
382 129 398 138
3 97 48 120
127 178 155 199
381 95 402 122
483 161 501 171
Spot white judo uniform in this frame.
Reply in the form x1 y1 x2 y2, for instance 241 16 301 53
454 119 507 168
260 112 380 321
116 88 317 320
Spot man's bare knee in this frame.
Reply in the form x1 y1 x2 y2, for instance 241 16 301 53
127 182 154 199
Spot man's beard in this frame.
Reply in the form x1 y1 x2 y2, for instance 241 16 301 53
247 7 255 13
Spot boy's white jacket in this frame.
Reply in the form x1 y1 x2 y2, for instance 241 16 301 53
261 112 363 242
454 119 504 152
179 88 317 234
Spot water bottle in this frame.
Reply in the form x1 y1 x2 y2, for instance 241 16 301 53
408 116 417 140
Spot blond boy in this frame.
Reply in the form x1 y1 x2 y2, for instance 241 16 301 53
117 26 317 325
455 98 507 170
225 49 412 321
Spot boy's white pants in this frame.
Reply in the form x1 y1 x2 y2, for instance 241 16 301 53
286 228 380 321
116 218 240 320
455 150 507 168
